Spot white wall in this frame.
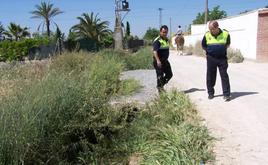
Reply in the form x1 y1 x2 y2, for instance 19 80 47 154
184 10 259 60
191 24 208 35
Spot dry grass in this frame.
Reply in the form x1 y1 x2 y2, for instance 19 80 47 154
0 61 49 101
183 40 205 57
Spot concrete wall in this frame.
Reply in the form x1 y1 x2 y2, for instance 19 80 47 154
184 10 261 60
257 10 268 61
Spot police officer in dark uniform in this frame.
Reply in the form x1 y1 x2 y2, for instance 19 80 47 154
153 25 173 92
202 21 231 101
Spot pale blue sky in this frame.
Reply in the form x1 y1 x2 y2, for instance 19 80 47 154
0 0 267 37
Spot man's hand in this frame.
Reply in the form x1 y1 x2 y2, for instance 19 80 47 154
153 51 161 68
157 60 162 68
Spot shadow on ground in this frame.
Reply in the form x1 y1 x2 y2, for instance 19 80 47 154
183 88 205 94
214 91 259 100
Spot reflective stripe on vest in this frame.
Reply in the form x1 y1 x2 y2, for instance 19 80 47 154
205 30 229 45
154 36 169 49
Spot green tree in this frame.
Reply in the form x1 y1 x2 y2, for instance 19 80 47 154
31 2 63 37
192 6 227 24
64 30 78 52
126 21 130 36
143 27 159 41
55 27 64 54
4 23 30 41
100 32 114 48
72 12 112 51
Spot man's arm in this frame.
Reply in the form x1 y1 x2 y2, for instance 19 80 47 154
153 41 162 67
201 35 207 50
153 51 161 62
226 34 231 48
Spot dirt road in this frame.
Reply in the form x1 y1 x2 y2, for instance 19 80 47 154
121 50 268 164
167 50 268 165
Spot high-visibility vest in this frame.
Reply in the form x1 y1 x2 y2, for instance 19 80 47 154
154 36 169 49
205 30 229 45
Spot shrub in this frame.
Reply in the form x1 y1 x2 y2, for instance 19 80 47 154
227 48 244 63
0 38 49 61
100 47 153 70
123 47 153 70
193 40 205 57
139 91 214 164
0 52 126 164
183 45 194 55
117 78 141 95
100 90 215 164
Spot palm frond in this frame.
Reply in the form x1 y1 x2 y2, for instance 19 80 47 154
30 1 63 36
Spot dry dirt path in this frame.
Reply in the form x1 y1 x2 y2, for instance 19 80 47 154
167 50 268 165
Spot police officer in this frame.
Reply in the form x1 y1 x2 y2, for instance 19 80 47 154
202 21 231 101
153 25 173 92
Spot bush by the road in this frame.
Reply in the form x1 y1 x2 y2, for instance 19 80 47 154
227 48 244 63
0 38 49 61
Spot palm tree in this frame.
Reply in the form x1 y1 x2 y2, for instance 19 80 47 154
0 22 5 40
4 23 30 41
30 2 63 37
72 12 112 50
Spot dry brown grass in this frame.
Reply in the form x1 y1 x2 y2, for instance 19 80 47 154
183 40 205 56
0 61 49 100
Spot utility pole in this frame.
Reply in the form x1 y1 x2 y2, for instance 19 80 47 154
204 0 208 24
169 17 172 41
114 0 130 50
158 8 163 28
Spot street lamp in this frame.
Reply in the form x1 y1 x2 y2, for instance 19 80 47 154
122 0 129 10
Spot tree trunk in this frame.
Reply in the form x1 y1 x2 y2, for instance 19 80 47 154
46 20 50 37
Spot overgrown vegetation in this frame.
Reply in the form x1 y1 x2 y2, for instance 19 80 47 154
0 48 214 164
100 47 153 70
110 91 215 164
0 38 50 61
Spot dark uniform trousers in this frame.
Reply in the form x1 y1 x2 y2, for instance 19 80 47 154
206 55 230 96
153 60 173 88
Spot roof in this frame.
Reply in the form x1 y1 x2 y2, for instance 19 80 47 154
259 8 268 14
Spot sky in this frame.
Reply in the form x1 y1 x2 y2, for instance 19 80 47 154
0 0 267 37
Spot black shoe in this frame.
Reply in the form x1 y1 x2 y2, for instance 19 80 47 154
223 96 231 102
208 95 214 100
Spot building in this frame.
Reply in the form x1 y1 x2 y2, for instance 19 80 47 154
184 8 268 61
